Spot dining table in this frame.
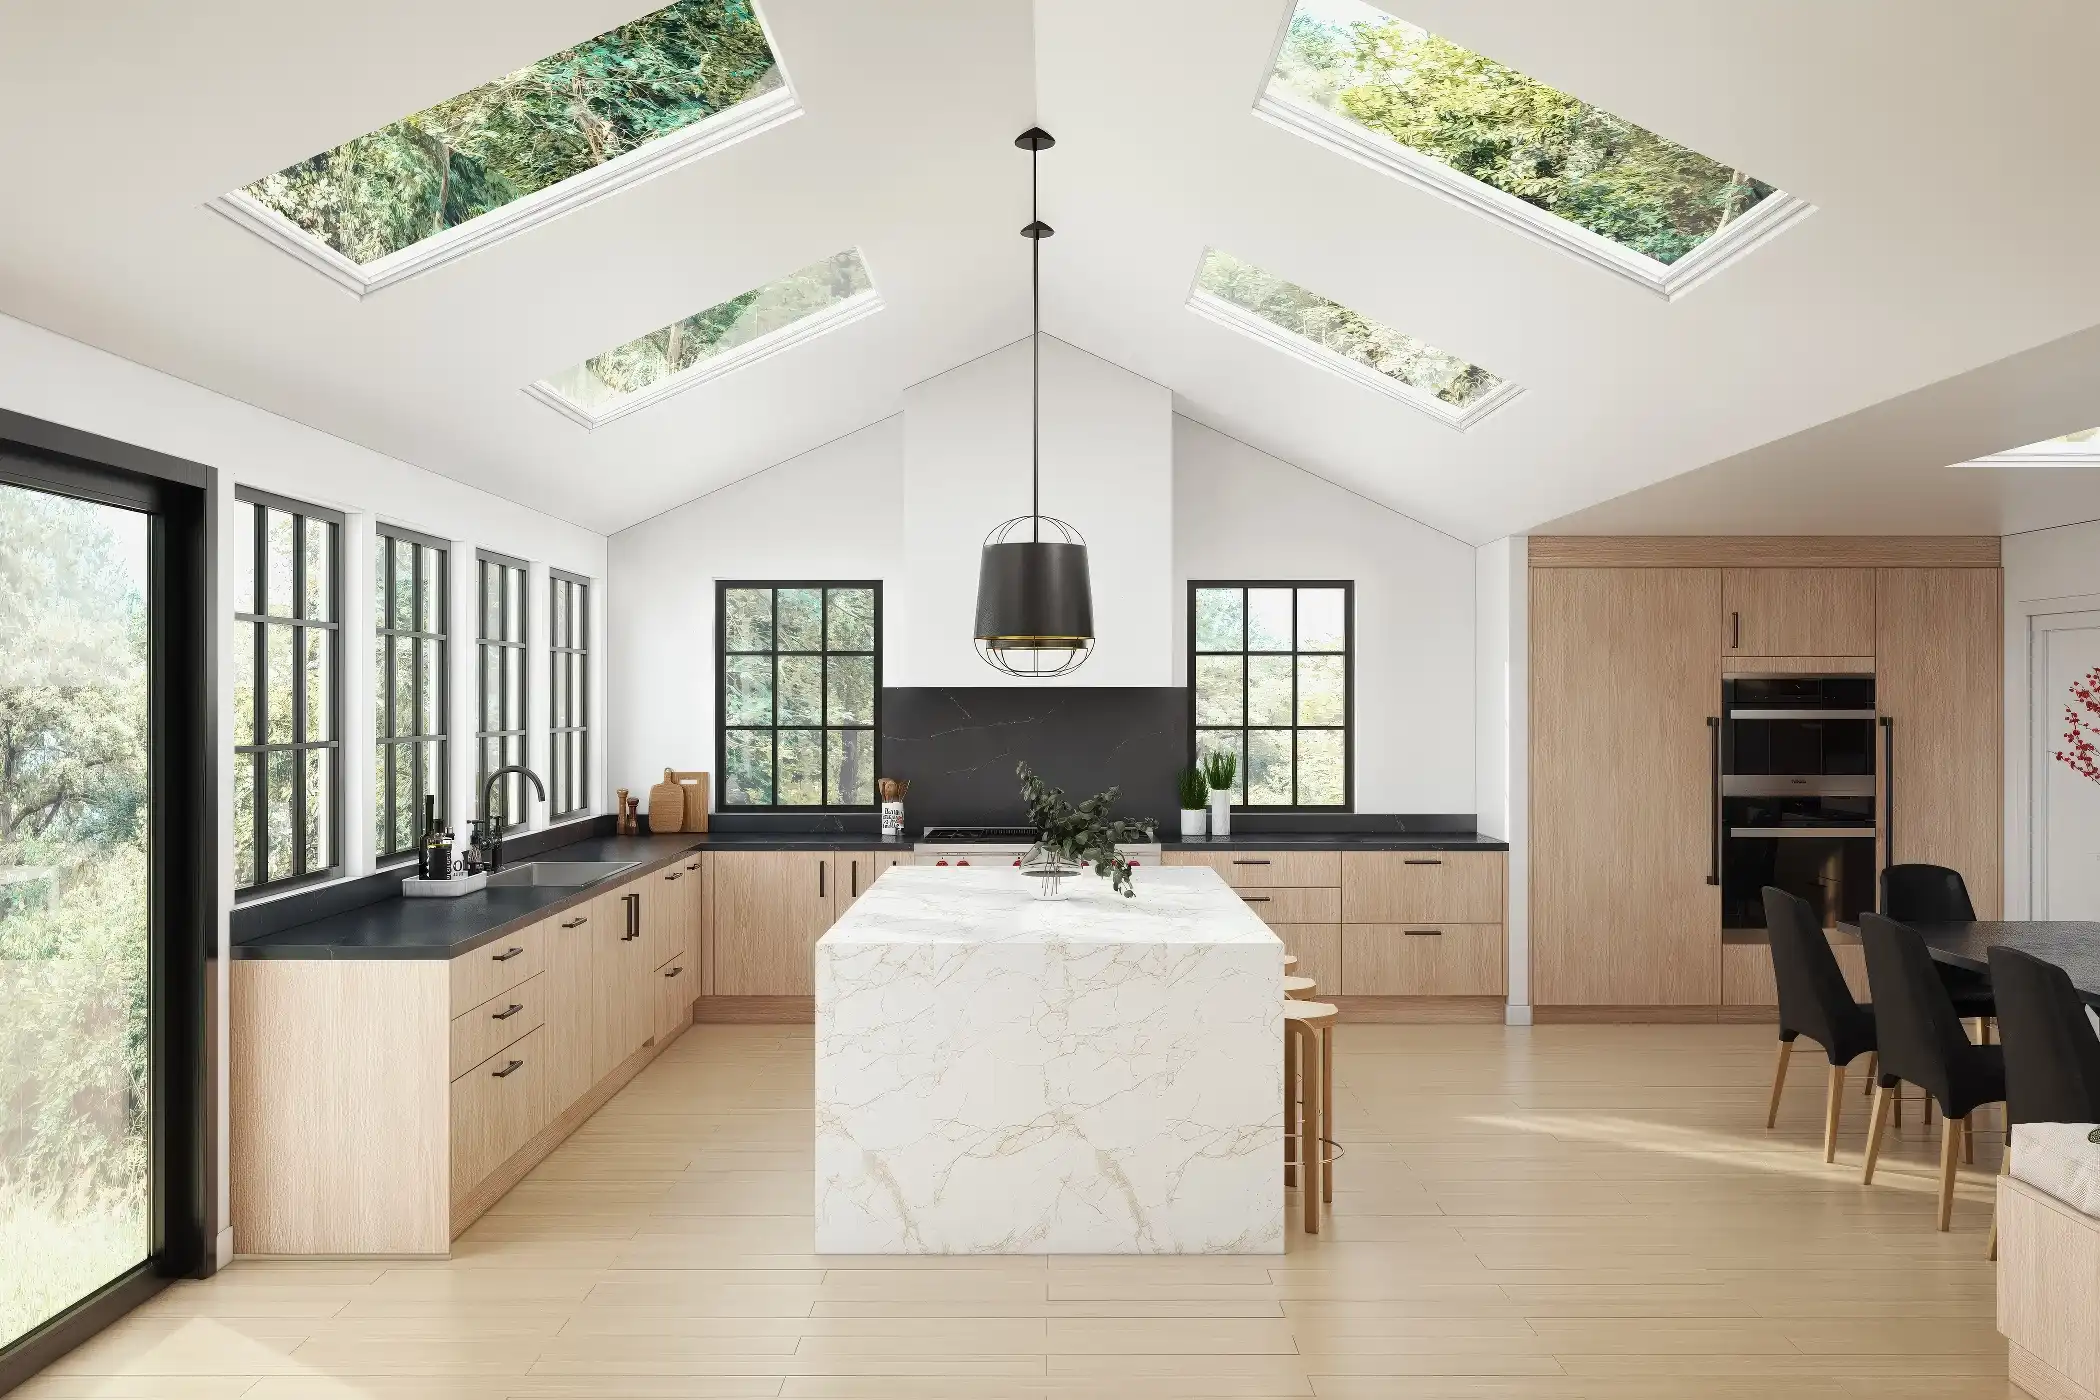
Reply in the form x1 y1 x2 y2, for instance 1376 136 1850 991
1834 919 2100 1008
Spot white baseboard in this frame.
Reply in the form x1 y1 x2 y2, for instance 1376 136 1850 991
1504 1003 1534 1027
214 1226 234 1271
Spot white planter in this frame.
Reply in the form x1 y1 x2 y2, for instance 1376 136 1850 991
1209 791 1232 837
1180 808 1208 838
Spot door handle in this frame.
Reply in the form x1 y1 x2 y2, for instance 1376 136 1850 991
1231 859 1271 865
665 870 681 881
1879 715 1895 903
560 916 587 928
491 1059 524 1078
491 1003 523 1020
1403 858 1442 866
492 945 525 962
1730 610 1740 650
1707 716 1721 885
819 860 826 899
1403 929 1442 936
1241 895 1272 904
851 859 859 898
663 965 683 978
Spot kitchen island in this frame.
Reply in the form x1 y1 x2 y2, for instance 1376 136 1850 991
815 865 1283 1254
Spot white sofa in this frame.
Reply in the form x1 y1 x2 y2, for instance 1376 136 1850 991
1999 1122 2100 1399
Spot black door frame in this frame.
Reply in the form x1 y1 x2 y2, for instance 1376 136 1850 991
0 406 218 1394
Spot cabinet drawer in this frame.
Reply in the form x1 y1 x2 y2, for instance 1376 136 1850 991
1233 886 1340 924
450 1025 545 1196
1270 923 1339 997
1164 850 1339 887
450 972 546 1081
1342 923 1505 996
1341 851 1504 923
1722 938 1867 1006
450 921 546 1013
655 951 692 1042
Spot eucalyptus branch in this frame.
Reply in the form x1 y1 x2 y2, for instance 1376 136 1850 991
1016 761 1155 897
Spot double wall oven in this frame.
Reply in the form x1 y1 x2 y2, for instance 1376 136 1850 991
1716 675 1881 932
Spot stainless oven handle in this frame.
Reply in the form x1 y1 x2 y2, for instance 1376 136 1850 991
1707 716 1720 886
1727 708 1878 721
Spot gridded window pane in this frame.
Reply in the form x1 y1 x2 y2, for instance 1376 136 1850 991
304 627 332 742
238 496 341 890
1246 730 1294 806
724 589 771 651
420 641 442 735
234 756 256 887
777 588 822 651
265 750 295 882
305 519 331 621
1299 588 1346 652
1298 730 1346 807
725 730 773 805
1195 588 1243 652
828 728 874 805
1247 589 1293 651
1298 655 1346 726
828 588 876 651
1195 730 1245 803
725 655 771 724
719 582 881 809
776 655 823 726
477 556 527 831
1194 654 1243 725
236 621 257 744
827 655 874 726
1188 582 1350 810
1247 655 1293 726
778 729 823 804
264 625 294 745
378 531 447 862
265 510 295 617
549 574 590 818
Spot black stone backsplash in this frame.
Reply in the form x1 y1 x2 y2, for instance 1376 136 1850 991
879 687 1189 834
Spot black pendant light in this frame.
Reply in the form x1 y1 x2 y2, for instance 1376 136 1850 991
973 126 1095 679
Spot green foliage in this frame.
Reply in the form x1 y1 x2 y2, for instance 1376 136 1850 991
1271 2 1773 266
1177 766 1209 810
1198 250 1500 407
1201 748 1239 793
721 587 877 807
1016 763 1155 898
245 0 780 264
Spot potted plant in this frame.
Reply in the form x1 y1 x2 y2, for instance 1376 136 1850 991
1177 767 1209 839
1017 762 1155 899
1201 749 1238 837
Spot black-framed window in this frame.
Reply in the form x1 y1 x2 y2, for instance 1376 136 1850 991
717 582 880 809
476 552 529 832
234 489 342 891
1189 581 1353 810
375 527 447 863
549 571 589 819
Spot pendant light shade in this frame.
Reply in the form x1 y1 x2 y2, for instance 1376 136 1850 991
974 126 1095 679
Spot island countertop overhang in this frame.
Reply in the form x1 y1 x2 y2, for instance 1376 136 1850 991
818 865 1281 948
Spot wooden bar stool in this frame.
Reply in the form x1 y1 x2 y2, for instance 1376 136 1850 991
1284 975 1318 1000
1284 999 1338 1236
1282 953 1298 971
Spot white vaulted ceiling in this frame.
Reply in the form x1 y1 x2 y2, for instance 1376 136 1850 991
5 0 2100 541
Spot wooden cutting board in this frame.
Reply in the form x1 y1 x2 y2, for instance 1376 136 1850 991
647 770 685 834
670 770 709 832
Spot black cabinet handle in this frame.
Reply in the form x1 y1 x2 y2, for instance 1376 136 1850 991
819 861 827 899
1879 715 1895 902
663 965 683 978
492 946 525 962
851 860 859 898
491 1003 523 1020
1232 859 1271 865
560 916 587 929
1707 716 1721 886
622 892 639 941
1730 610 1740 650
685 861 700 872
1241 895 1272 904
1404 929 1442 936
1403 858 1443 866
664 871 682 881
491 1059 524 1078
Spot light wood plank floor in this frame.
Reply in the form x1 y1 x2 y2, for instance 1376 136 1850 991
18 1022 2021 1399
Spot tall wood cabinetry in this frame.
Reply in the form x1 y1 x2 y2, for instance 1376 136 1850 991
1528 538 2002 1017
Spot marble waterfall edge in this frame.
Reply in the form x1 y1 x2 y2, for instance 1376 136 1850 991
815 866 1284 1254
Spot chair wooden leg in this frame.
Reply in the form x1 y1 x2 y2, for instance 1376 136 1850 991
1893 1084 1903 1129
1862 1050 1876 1095
1298 1022 1321 1237
1283 1015 1298 1189
1861 1083 1892 1184
1765 1038 1794 1129
1320 1021 1333 1206
1962 1111 1974 1165
1936 1111 1962 1232
1822 1063 1847 1163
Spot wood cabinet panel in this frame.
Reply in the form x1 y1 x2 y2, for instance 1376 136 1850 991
590 884 653 1079
449 972 545 1080
1720 939 1868 1007
1530 567 1722 1006
1343 924 1506 996
655 951 693 1043
449 920 545 1013
1341 851 1505 923
644 863 693 970
1234 885 1340 924
712 851 836 996
1877 568 2003 917
1161 850 1340 887
1270 923 1339 994
835 851 910 917
540 904 598 1122
451 1026 545 1199
1722 569 1875 657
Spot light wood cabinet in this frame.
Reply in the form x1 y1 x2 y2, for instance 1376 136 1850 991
1877 567 2003 917
590 884 656 1079
1341 851 1504 923
1165 849 1340 887
1722 568 1875 657
1343 924 1505 996
540 903 598 1120
654 951 692 1042
450 1025 545 1197
712 850 836 995
1235 886 1340 925
643 863 692 970
1720 937 1868 1007
1270 923 1340 992
835 851 909 917
1531 567 1722 1007
450 972 546 1080
449 921 544 1011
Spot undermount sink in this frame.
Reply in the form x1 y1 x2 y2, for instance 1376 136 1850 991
485 860 638 888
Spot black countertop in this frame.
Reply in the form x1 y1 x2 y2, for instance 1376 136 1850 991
233 827 1508 961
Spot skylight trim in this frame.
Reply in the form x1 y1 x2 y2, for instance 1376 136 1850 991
211 84 801 299
525 285 884 430
1186 287 1522 432
1253 59 1813 303
1953 432 2100 467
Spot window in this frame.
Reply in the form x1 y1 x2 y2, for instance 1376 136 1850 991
549 572 590 819
527 250 881 428
375 527 447 863
1190 583 1352 810
717 583 879 808
234 490 342 892
477 552 530 832
216 0 793 296
1958 428 2100 467
1259 0 1810 298
1190 248 1519 429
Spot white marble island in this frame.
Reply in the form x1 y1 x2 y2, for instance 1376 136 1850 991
815 865 1283 1254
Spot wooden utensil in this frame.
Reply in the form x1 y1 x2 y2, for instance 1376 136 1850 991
647 769 685 834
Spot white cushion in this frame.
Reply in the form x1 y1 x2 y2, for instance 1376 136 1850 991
2012 1122 2100 1219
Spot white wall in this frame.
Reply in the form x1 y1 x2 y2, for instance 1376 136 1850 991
2003 519 2100 919
1473 537 1528 1022
0 309 607 1264
899 337 1173 687
1172 418 1477 814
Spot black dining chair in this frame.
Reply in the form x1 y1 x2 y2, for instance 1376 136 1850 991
1762 887 1876 1162
1880 864 1997 1026
1857 913 2006 1231
1988 944 2100 1127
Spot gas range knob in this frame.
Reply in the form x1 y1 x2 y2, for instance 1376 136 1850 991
1012 858 1022 866
956 859 970 866
935 859 948 866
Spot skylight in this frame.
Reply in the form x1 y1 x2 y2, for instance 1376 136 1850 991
1188 248 1519 429
1953 428 2100 467
527 249 880 428
215 0 795 296
1259 0 1811 299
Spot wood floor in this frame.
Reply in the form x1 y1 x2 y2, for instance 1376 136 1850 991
18 1023 2021 1399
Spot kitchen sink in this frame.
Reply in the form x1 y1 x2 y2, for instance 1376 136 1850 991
485 860 639 888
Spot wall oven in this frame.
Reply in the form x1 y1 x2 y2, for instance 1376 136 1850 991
1720 676 1879 932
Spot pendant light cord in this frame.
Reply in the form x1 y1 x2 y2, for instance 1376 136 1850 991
1030 138 1040 545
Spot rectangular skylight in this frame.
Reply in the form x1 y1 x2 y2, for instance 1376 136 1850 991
527 249 880 428
1188 248 1519 430
1952 428 2100 467
1258 0 1811 299
215 0 795 296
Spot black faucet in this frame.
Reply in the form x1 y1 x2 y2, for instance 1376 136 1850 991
478 765 546 873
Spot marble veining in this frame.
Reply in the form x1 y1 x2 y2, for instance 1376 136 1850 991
816 866 1283 1254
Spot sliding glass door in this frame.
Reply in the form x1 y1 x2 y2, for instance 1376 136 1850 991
0 480 153 1348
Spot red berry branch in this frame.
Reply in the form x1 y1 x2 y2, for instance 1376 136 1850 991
2059 664 2100 784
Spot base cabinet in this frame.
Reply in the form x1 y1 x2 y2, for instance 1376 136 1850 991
711 850 838 995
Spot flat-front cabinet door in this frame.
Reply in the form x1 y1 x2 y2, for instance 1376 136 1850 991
589 884 651 1078
1722 568 1875 657
1877 568 2002 916
712 851 835 995
1531 567 1722 1005
834 851 908 918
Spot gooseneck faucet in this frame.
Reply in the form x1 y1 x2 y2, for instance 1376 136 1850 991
479 765 546 873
